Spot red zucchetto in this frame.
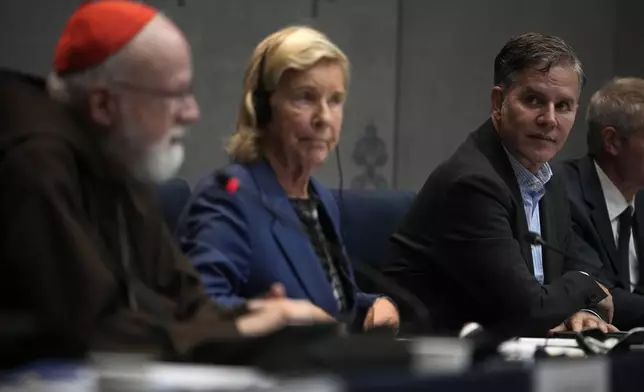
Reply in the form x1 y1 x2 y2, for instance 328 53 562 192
53 0 158 74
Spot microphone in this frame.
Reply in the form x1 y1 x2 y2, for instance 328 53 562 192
524 231 543 246
214 171 431 332
524 231 612 322
525 231 606 274
524 232 579 260
215 172 301 233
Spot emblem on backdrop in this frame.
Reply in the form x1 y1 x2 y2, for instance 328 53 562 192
351 122 389 190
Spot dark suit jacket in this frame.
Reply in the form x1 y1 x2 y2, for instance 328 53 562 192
176 160 378 329
559 155 644 329
382 119 606 336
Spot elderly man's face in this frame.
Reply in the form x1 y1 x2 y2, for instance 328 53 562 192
491 65 580 172
111 19 199 183
611 127 644 191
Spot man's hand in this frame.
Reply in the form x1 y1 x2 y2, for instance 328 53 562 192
363 297 400 331
548 311 619 335
235 298 335 336
595 282 614 323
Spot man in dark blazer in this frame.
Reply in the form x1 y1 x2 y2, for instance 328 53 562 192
383 32 615 337
560 77 644 330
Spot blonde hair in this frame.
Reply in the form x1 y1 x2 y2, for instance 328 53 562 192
226 25 350 163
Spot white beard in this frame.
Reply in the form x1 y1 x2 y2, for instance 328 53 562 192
112 123 187 184
136 126 186 183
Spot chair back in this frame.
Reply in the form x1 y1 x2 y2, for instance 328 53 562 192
156 178 192 232
331 189 416 292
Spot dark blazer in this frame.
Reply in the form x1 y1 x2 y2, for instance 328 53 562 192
382 119 606 336
559 155 644 329
175 160 378 329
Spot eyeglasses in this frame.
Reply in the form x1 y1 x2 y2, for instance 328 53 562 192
110 79 195 103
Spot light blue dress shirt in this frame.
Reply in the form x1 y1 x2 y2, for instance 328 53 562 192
504 150 552 284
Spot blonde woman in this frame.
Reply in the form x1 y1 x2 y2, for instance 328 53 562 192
176 26 399 332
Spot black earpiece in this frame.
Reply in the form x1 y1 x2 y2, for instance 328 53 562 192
252 50 271 128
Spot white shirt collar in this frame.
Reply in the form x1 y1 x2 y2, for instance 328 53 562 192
594 160 634 221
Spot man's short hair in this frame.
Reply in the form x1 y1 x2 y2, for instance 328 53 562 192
494 32 585 91
586 77 644 156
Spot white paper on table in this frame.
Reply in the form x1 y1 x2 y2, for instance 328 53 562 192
148 364 275 390
533 357 609 392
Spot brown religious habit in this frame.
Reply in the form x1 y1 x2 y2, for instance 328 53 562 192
0 69 253 366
